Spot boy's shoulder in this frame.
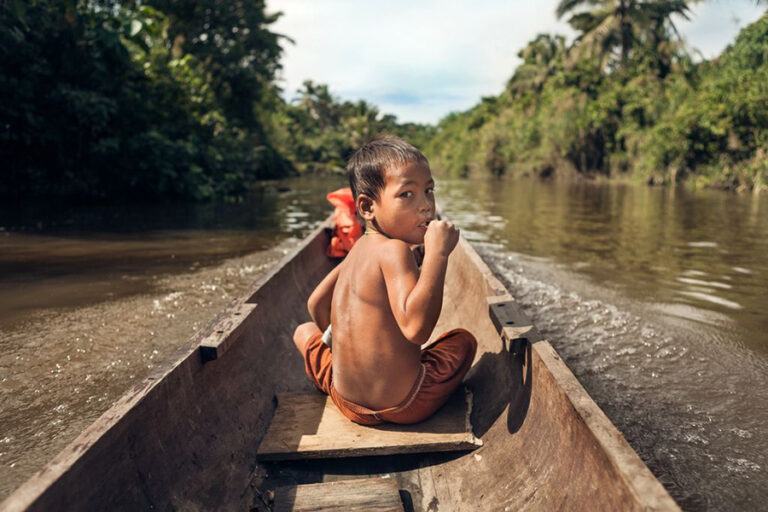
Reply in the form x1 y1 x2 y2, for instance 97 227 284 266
377 237 413 256
375 238 419 272
352 236 414 266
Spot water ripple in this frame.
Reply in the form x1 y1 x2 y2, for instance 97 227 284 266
478 245 768 511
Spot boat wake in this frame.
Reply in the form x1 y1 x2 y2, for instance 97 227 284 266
477 243 768 512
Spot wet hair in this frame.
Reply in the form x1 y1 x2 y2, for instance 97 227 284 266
347 134 429 202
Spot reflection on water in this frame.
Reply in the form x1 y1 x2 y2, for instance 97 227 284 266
441 179 768 354
0 179 345 329
439 178 768 511
1 176 766 509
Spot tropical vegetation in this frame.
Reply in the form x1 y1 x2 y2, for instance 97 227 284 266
270 80 434 174
1 0 291 199
1 0 765 200
0 0 431 200
427 2 768 192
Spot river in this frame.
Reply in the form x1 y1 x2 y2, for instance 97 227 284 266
1 176 766 510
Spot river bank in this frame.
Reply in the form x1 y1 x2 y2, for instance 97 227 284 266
426 14 768 198
428 154 767 197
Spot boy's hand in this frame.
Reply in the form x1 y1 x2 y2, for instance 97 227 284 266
424 219 459 258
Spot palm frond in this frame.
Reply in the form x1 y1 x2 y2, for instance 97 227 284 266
556 0 605 19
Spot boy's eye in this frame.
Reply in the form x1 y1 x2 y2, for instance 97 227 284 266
399 191 413 198
426 187 434 195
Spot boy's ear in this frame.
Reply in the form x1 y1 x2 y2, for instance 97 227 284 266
357 193 375 221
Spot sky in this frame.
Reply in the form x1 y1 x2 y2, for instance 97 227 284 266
266 1 766 124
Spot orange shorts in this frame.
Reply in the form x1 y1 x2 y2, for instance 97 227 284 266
301 328 478 426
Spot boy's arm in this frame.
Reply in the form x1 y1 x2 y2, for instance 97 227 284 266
307 263 342 331
381 221 459 345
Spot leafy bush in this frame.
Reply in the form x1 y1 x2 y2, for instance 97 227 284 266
427 10 768 192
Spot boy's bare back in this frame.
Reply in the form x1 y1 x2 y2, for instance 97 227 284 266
329 160 459 410
297 135 472 425
330 235 423 409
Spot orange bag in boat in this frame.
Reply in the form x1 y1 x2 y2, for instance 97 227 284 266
326 187 363 258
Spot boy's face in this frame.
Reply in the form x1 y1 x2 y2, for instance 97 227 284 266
367 161 435 244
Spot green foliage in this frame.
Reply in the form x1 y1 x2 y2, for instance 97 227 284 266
651 14 767 188
146 0 284 131
0 0 293 200
272 81 435 174
428 9 768 192
4 1 763 198
507 34 567 95
0 0 432 200
556 0 696 74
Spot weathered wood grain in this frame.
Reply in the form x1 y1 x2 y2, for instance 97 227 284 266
199 302 258 361
256 390 482 461
1 221 681 512
273 477 404 512
487 294 542 355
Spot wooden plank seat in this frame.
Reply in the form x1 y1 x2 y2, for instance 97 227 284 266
273 477 404 512
257 388 482 461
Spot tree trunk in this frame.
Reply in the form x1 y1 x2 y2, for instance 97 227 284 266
619 0 631 69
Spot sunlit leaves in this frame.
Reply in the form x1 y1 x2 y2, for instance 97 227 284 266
427 11 768 192
556 0 697 74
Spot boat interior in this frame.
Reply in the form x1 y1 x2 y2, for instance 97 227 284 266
3 223 678 511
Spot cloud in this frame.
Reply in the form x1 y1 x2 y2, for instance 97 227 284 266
676 2 765 59
267 0 765 124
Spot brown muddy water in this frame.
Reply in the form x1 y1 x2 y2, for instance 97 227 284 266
1 177 767 510
0 178 345 499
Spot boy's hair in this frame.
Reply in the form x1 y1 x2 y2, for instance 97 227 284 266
347 134 428 202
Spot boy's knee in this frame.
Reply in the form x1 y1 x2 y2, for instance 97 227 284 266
293 322 320 353
458 329 478 360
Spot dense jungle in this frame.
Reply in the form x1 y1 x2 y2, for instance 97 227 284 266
1 0 765 200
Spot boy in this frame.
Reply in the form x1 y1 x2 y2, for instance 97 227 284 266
292 135 477 426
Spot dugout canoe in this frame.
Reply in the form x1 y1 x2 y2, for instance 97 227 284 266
2 219 680 511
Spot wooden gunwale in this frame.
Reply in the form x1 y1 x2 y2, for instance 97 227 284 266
1 218 680 511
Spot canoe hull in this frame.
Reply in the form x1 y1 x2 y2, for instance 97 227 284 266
2 222 678 511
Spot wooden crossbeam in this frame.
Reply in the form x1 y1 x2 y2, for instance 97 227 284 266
273 477 404 512
257 389 481 460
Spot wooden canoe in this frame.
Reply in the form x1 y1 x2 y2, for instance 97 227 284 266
2 219 680 511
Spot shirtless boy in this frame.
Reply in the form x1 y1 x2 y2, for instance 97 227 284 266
292 135 477 425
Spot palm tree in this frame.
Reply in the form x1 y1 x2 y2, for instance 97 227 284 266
556 0 695 72
295 80 340 130
507 34 567 94
641 0 692 77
